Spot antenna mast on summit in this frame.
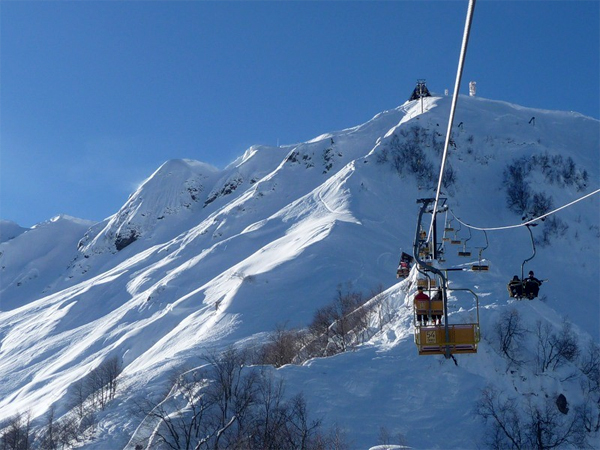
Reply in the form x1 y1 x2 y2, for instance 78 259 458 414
418 79 426 114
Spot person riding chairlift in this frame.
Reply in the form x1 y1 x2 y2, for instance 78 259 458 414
524 271 543 299
508 275 523 299
414 286 430 327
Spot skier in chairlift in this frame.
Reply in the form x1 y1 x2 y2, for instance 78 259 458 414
524 271 543 299
508 275 524 299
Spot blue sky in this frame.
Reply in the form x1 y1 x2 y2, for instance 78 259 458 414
1 1 598 228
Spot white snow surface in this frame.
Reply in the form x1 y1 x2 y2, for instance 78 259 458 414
0 95 599 449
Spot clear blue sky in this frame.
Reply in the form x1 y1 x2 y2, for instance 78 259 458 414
1 1 598 228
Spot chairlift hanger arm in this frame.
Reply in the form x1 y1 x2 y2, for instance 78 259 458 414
521 224 536 280
414 199 452 357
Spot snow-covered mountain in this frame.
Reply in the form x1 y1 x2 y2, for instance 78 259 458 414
1 95 598 449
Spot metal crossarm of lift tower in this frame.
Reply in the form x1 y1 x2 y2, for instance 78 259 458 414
416 197 448 214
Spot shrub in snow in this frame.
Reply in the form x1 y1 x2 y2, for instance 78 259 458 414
0 413 31 450
504 152 589 219
477 386 587 449
376 126 443 190
503 161 532 216
132 347 332 450
495 308 527 368
535 320 580 374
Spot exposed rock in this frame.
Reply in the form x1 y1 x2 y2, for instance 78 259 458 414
556 393 569 414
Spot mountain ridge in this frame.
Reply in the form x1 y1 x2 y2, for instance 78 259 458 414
0 95 598 449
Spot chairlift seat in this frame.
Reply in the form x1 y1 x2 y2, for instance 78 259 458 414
471 264 489 271
415 300 429 315
397 268 410 278
417 278 437 289
450 240 462 245
429 299 443 316
458 251 471 257
415 324 480 355
413 299 443 316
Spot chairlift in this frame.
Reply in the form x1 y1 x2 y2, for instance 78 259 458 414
458 247 472 257
450 222 463 245
413 198 480 358
417 276 437 290
414 287 480 356
471 230 490 271
396 251 414 279
458 227 472 257
520 224 537 282
507 224 542 299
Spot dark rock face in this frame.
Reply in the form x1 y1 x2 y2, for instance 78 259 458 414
115 230 139 251
556 393 569 414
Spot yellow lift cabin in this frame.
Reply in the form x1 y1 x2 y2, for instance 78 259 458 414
413 286 480 356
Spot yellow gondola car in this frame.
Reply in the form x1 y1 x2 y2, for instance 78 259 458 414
413 288 480 356
415 324 480 355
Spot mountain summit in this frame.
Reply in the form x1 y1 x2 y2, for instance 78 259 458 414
1 95 598 449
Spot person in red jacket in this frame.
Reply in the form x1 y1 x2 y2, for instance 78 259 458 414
414 286 430 327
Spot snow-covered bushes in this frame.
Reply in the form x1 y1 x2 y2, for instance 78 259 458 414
503 152 589 218
255 286 390 367
504 163 532 216
480 313 600 448
0 357 123 450
477 386 588 449
376 125 456 190
495 308 527 368
257 324 308 368
0 413 31 450
132 347 341 450
535 320 580 374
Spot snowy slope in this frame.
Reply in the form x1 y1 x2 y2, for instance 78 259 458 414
0 95 598 449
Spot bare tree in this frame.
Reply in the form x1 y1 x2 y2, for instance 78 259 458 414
258 324 307 368
577 340 600 434
477 387 524 449
0 412 31 450
495 309 527 367
477 386 588 449
37 407 57 450
523 396 586 449
308 304 337 357
579 340 600 393
284 394 322 450
248 371 288 450
55 415 80 449
377 426 407 448
87 356 122 410
135 369 214 450
535 320 579 373
133 348 333 450
330 287 366 352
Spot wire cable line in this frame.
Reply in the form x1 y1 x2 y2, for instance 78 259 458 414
450 188 600 232
429 0 477 241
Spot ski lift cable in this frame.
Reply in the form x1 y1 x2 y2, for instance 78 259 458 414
449 188 600 232
429 0 477 241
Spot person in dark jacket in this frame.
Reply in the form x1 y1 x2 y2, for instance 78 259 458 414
508 275 524 298
524 271 542 299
